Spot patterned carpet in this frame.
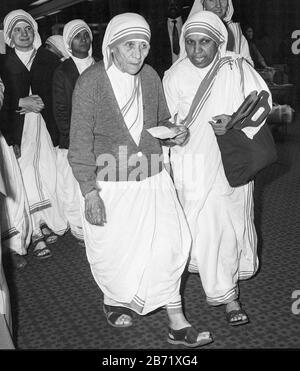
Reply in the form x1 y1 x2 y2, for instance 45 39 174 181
3 115 300 350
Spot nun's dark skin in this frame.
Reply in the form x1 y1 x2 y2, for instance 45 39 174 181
184 29 248 325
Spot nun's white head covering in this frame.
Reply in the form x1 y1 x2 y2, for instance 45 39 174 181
102 12 151 70
63 19 93 57
175 10 228 68
189 0 234 23
45 35 69 60
3 9 42 49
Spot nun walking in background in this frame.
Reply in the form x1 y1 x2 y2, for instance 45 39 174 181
0 10 68 260
189 0 253 65
68 12 213 348
53 20 95 244
45 35 69 62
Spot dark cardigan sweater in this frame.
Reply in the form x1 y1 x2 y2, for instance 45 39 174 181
0 47 61 147
68 61 171 196
53 58 79 149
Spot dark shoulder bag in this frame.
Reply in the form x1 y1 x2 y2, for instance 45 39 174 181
216 89 278 187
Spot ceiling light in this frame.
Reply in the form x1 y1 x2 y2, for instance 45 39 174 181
47 9 62 16
30 0 50 6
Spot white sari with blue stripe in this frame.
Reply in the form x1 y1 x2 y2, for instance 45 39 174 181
163 11 271 305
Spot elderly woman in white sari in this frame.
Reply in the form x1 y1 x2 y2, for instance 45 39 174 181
68 12 213 348
189 0 253 66
53 20 95 244
163 11 271 326
0 10 68 260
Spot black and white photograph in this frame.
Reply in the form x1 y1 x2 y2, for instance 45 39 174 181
0 0 299 360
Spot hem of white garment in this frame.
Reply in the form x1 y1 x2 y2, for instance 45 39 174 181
70 228 84 241
206 287 239 306
103 290 181 316
29 200 52 214
1 228 19 242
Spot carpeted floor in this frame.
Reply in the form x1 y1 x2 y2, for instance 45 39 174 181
3 115 300 350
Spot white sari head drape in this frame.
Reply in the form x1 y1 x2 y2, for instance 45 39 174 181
169 10 228 72
102 12 151 70
102 13 151 145
3 9 42 50
63 19 93 58
189 0 234 22
45 35 69 60
188 0 248 58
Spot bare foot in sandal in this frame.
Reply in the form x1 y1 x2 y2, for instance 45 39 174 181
33 239 52 260
226 300 249 326
167 308 213 348
40 223 58 244
103 304 133 328
168 326 213 348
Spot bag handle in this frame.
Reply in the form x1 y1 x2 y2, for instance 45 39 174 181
227 90 271 130
234 90 271 129
226 58 271 130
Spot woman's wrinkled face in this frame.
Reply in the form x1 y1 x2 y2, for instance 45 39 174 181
111 40 150 75
185 34 218 68
11 21 34 51
71 30 91 58
203 0 228 19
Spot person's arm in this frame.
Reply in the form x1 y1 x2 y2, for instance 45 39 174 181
0 77 24 148
161 70 189 146
17 95 44 114
68 74 97 197
68 72 106 226
52 68 71 147
156 72 172 127
162 70 180 123
251 43 269 69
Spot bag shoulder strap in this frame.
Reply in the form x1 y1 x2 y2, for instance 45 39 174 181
237 57 245 98
185 55 233 128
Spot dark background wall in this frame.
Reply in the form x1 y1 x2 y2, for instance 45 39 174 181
234 0 300 98
1 0 300 98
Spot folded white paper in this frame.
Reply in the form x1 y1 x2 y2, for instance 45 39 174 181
147 126 177 139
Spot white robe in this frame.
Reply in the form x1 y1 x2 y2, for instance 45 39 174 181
18 112 67 237
0 133 32 255
163 55 271 305
0 159 15 349
56 149 83 240
15 49 68 238
81 170 191 315
56 56 94 241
